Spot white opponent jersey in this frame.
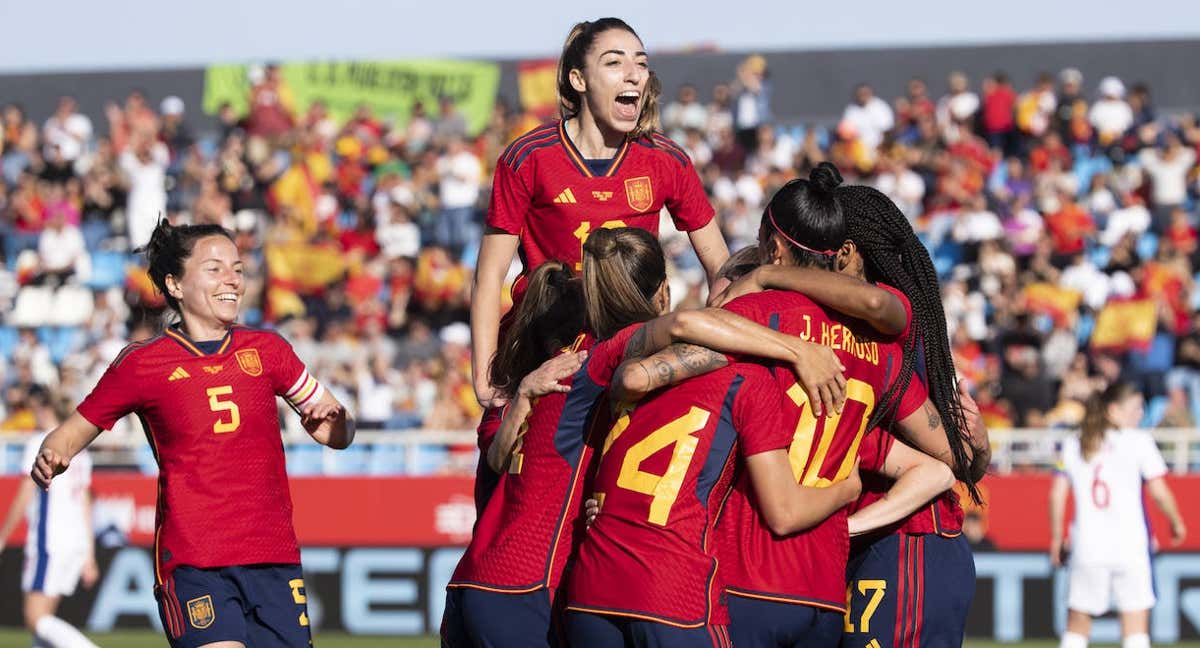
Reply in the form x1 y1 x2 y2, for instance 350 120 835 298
1058 429 1166 566
21 432 93 555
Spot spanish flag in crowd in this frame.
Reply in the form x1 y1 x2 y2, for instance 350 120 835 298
1090 298 1158 352
264 242 347 320
1019 282 1082 327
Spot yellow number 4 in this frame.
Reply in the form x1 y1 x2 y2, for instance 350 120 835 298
616 406 709 526
844 579 887 633
206 386 241 434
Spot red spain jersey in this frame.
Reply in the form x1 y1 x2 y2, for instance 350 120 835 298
716 290 912 611
566 363 792 628
488 120 714 287
77 326 312 584
451 324 643 594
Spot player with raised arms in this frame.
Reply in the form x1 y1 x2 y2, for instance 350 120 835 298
469 18 730 511
1050 383 1185 648
445 229 844 647
30 220 354 648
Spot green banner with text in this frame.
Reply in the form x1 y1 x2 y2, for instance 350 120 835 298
203 59 500 135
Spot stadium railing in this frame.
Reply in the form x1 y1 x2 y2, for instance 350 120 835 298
1 428 1197 476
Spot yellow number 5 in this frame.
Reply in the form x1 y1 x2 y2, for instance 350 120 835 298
206 386 241 434
844 579 887 633
616 406 710 526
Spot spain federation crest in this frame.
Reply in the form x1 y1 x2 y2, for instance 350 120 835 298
625 176 654 212
187 595 215 629
236 348 263 377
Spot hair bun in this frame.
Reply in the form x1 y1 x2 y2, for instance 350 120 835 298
809 162 844 195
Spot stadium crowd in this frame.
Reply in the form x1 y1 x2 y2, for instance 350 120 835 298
1 59 1199 462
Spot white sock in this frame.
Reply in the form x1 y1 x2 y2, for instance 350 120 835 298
1061 631 1089 648
1122 634 1150 648
34 616 98 648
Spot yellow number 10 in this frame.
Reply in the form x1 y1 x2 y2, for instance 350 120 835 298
612 406 710 526
786 378 876 486
206 386 241 434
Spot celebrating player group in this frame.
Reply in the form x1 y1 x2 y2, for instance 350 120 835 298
450 16 991 648
23 14 999 648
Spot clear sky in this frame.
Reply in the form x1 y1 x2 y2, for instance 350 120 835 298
2 0 1198 72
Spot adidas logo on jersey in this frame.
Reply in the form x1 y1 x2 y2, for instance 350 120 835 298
553 188 577 204
168 367 191 381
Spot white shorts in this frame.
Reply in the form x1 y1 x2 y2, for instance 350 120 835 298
22 548 86 597
1067 561 1156 615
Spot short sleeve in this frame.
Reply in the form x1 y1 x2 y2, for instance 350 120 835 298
664 148 715 232
77 356 143 431
894 375 929 422
1136 432 1168 481
485 159 530 235
877 283 913 342
858 427 895 474
585 323 644 387
733 365 793 456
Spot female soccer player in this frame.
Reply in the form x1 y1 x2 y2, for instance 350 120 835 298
1 392 98 648
1050 383 1185 648
470 16 730 410
445 231 843 647
717 182 991 647
563 229 863 647
30 220 353 648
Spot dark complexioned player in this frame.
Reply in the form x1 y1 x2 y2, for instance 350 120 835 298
444 230 843 647
30 221 354 648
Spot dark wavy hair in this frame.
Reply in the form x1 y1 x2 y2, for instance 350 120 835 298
144 219 236 315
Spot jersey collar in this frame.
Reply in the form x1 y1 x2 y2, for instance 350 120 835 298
164 326 234 357
558 120 631 178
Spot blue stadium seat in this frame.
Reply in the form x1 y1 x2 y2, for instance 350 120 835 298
1141 395 1169 429
285 444 325 476
1089 245 1111 269
1136 232 1159 260
408 444 451 476
48 326 84 363
325 445 370 475
0 326 18 359
1075 312 1096 347
87 251 130 290
367 444 407 475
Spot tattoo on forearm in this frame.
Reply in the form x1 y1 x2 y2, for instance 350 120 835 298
624 326 650 360
924 402 941 431
650 357 676 388
672 343 729 376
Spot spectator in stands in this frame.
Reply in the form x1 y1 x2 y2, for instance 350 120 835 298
1089 76 1134 148
434 136 481 257
433 96 469 146
35 205 87 286
106 90 158 154
159 96 194 160
118 127 169 251
663 83 708 140
842 83 894 151
732 55 771 152
982 72 1018 156
41 96 92 165
1017 73 1057 141
246 64 295 140
1054 68 1087 142
937 71 979 142
1139 129 1196 232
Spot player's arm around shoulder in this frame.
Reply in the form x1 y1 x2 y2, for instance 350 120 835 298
300 389 355 450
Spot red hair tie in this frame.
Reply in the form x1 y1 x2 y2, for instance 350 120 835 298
767 206 838 257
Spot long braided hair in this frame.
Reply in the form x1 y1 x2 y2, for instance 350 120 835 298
837 184 981 502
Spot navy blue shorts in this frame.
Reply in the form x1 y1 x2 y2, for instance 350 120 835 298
156 564 311 648
442 587 559 647
565 610 731 648
842 533 974 648
727 595 843 647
